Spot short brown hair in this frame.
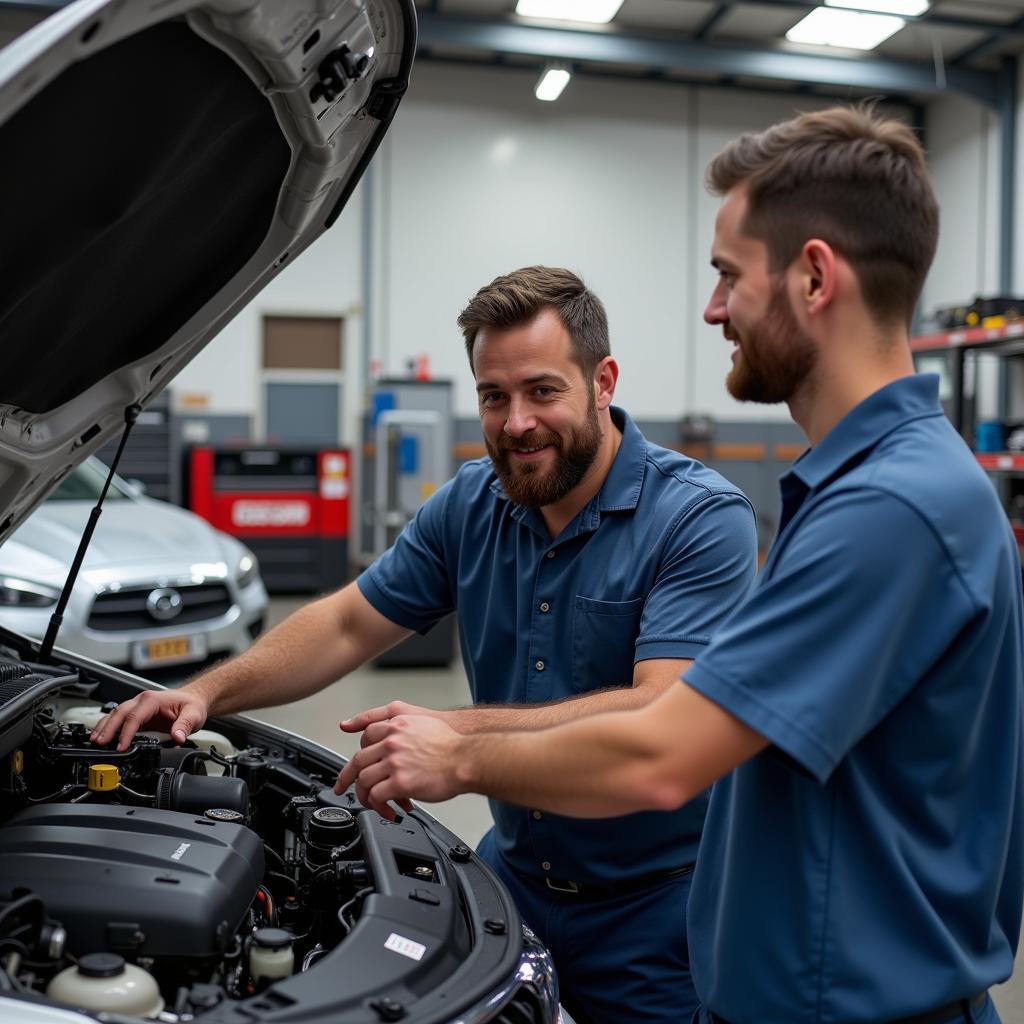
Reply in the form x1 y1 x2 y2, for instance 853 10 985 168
457 266 610 377
706 105 939 328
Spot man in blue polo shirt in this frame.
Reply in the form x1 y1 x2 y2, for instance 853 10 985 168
93 266 758 1023
339 109 1024 1024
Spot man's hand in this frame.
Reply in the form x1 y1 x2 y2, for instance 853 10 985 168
339 701 450 738
333 716 464 818
89 688 210 751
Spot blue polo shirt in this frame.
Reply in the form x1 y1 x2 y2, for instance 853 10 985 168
359 407 757 882
685 374 1024 1023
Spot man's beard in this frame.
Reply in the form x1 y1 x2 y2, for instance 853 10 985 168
487 395 603 509
726 279 817 404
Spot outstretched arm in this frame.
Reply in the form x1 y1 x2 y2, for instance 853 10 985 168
340 657 692 737
336 680 767 818
92 582 411 750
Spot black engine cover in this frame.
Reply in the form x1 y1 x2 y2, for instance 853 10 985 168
0 804 263 959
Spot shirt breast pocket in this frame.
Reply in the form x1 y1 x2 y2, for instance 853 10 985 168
571 595 644 693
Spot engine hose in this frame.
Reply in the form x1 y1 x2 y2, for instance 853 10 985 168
301 945 327 971
0 894 44 937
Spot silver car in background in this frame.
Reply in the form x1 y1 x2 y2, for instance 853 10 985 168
0 458 267 677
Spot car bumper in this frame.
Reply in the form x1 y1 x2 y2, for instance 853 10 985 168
0 578 268 670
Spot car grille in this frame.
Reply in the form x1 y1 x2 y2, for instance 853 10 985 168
0 674 38 709
488 986 548 1024
87 583 233 632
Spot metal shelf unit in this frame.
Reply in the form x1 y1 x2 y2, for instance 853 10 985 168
912 321 1024 555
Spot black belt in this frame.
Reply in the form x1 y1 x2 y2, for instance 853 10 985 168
710 992 986 1024
538 863 693 900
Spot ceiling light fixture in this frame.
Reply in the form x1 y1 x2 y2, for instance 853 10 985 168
535 66 572 101
786 7 905 49
516 0 625 25
826 0 929 15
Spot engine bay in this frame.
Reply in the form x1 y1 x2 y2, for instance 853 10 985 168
0 644 526 1023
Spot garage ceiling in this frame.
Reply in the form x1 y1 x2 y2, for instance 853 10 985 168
412 0 1024 105
420 0 1024 65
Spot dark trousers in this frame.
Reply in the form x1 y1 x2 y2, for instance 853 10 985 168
691 992 1001 1024
477 829 697 1024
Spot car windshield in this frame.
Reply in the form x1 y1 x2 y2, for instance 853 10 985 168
46 461 132 502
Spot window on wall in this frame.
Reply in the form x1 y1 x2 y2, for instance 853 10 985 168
263 315 342 370
261 315 344 445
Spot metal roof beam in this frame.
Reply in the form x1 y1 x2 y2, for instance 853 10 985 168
417 12 1002 108
704 0 1024 37
416 50 915 106
952 15 1024 68
694 3 733 40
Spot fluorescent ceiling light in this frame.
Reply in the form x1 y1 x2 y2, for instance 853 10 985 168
786 8 905 49
826 0 929 14
516 0 625 25
535 67 572 101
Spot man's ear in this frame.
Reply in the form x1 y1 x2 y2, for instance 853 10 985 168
594 357 619 410
799 238 837 316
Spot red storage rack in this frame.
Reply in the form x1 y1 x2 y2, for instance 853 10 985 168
189 446 350 593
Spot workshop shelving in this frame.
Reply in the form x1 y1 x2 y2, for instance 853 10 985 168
912 320 1024 555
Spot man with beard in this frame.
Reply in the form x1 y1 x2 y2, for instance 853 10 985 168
93 265 758 1024
338 109 1024 1024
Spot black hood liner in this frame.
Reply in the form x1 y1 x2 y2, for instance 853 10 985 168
0 20 291 414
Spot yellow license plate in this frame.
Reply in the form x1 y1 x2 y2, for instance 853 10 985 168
146 637 191 662
131 633 207 669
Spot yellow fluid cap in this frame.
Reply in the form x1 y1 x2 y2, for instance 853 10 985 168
88 764 121 792
11 750 23 775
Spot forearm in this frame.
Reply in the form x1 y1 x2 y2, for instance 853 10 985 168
452 704 691 817
448 684 666 733
187 596 378 716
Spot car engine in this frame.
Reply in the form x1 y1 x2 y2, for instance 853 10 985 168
0 650 522 1022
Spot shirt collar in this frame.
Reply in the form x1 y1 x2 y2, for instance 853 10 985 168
488 405 646 531
785 374 942 493
597 406 646 513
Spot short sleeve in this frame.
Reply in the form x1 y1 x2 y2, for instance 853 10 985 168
683 488 978 782
634 491 758 663
357 479 456 633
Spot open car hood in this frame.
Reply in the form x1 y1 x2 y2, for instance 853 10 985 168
0 0 415 546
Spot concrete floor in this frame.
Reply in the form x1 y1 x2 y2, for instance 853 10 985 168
248 596 1024 1020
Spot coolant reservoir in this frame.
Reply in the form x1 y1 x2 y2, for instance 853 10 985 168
47 952 163 1018
59 706 106 730
249 928 294 984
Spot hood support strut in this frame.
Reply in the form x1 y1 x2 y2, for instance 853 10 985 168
38 405 141 662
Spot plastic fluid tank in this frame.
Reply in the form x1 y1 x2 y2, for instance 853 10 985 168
47 953 163 1018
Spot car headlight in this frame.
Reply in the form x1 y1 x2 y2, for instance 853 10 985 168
0 576 60 608
236 551 259 589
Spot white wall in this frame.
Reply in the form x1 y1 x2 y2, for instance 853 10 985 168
923 94 1002 315
178 62 997 433
378 64 691 419
172 181 366 444
924 94 1006 421
376 65 883 422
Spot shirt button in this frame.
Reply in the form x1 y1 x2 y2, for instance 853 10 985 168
532 810 543 820
546 550 556 559
542 861 552 871
535 660 545 672
539 601 550 613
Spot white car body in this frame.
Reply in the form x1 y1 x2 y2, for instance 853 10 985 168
0 460 267 674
